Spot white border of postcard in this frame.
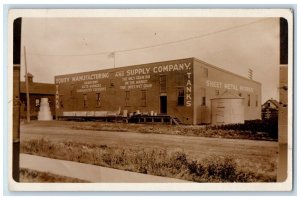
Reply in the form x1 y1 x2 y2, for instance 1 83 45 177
7 9 293 191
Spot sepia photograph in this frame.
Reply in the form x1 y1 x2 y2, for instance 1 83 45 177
8 9 293 191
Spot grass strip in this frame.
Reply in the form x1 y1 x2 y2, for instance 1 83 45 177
21 138 276 182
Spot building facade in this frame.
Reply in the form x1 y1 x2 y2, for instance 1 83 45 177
20 73 55 119
55 58 261 125
261 99 279 120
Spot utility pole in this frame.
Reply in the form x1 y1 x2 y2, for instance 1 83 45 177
108 51 116 68
248 68 253 80
114 53 115 68
24 46 30 123
112 51 116 68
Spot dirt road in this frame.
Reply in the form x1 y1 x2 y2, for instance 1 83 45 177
20 121 278 166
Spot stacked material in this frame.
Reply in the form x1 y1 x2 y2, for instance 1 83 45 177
37 98 52 121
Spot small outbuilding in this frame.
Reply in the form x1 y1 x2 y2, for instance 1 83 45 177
261 99 279 120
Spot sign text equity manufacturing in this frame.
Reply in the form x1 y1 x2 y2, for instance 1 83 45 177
55 62 192 84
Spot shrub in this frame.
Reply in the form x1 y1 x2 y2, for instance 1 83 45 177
210 119 278 140
205 156 237 182
20 139 276 182
187 161 206 176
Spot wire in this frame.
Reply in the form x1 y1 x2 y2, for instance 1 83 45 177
27 50 112 57
117 18 270 54
27 18 270 57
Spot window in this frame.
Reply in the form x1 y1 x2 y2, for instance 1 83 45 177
201 87 206 106
35 99 40 107
110 80 115 87
160 75 167 92
177 88 185 106
141 90 147 107
216 90 219 96
70 84 75 96
125 91 130 106
202 97 206 106
96 93 101 107
176 74 185 86
248 94 251 107
109 72 115 87
34 98 40 112
83 94 88 108
59 95 64 108
239 93 242 97
256 95 258 107
203 67 208 78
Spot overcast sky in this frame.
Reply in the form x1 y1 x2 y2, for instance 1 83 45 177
20 17 279 102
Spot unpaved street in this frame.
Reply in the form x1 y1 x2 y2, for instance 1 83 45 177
20 121 278 169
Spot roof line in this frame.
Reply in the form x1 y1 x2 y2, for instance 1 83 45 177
193 57 261 85
55 57 261 86
54 57 194 78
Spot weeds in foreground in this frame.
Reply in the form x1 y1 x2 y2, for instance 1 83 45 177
21 138 276 182
20 168 89 183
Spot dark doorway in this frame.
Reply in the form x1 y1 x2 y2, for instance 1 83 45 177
160 96 167 114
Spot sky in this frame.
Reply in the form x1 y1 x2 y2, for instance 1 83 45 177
20 17 279 102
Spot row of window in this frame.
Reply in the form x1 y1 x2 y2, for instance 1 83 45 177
59 89 185 108
59 89 259 108
60 91 148 108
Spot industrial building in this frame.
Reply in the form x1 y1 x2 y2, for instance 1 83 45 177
54 58 261 125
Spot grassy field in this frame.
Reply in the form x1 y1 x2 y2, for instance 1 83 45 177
20 168 89 183
22 120 276 141
21 138 276 182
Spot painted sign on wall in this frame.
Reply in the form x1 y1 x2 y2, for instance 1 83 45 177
76 80 107 93
55 85 59 109
206 80 254 93
186 72 192 107
55 62 192 83
119 75 152 90
54 61 193 94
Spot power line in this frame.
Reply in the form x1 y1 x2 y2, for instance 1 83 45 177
27 50 112 57
27 18 270 57
117 18 270 54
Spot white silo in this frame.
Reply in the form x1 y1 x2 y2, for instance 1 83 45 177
211 91 244 125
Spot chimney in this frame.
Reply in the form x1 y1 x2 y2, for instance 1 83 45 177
25 72 33 84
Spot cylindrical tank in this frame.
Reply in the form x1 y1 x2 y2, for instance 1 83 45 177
211 91 244 125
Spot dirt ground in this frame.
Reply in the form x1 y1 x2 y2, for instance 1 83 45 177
20 120 278 176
